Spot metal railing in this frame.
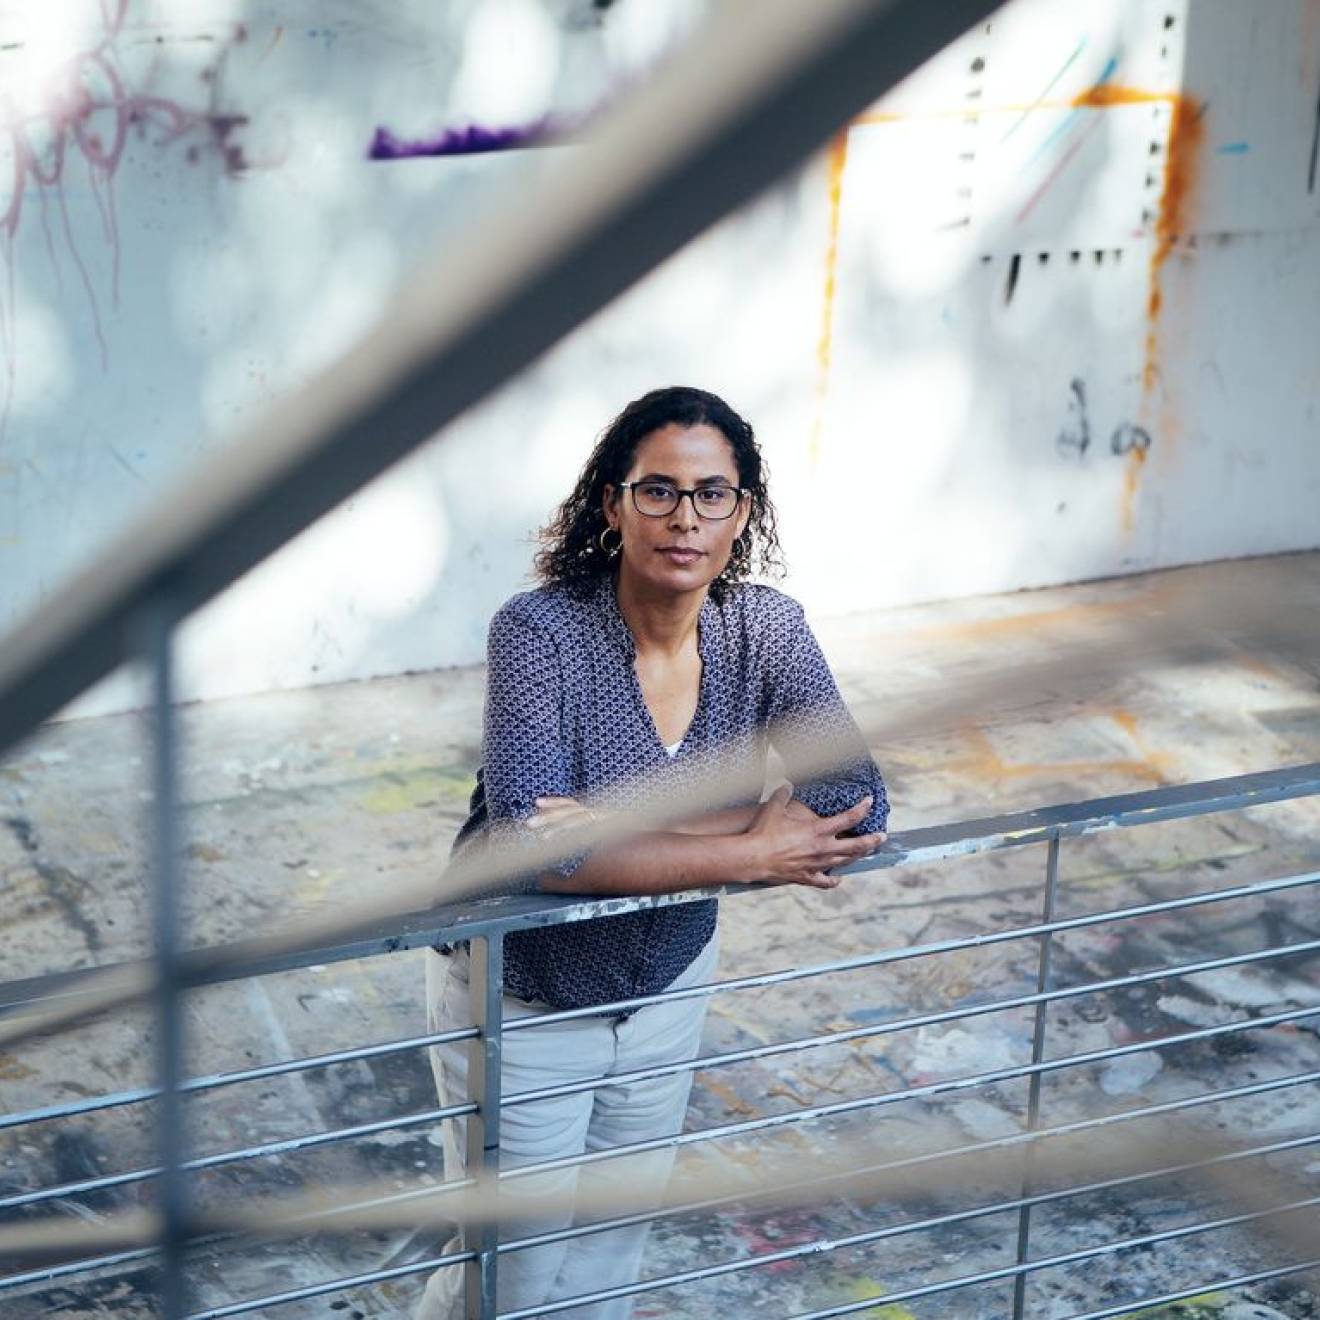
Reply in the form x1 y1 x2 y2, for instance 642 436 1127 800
2 762 1318 1317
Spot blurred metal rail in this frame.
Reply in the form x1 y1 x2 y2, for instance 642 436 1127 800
2 768 1318 1316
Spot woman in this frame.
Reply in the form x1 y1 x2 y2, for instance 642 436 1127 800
419 386 888 1319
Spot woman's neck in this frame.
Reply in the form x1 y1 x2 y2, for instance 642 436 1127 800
614 569 705 658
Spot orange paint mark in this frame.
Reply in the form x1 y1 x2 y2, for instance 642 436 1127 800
808 131 850 464
898 585 1178 645
952 727 1167 787
1120 445 1148 535
1129 92 1205 531
1071 85 1166 110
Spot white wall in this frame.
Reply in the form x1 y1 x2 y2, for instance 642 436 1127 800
1 0 1317 717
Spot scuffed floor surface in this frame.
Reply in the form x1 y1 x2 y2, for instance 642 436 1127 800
2 554 1319 1318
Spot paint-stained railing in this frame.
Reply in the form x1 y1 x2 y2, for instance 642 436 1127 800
2 763 1318 1318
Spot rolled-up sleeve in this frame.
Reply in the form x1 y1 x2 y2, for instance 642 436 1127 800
480 605 586 883
765 601 889 834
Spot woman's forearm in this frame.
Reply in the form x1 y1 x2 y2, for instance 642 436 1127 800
539 829 762 896
667 804 760 836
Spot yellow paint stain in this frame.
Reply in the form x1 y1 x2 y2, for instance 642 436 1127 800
1124 1290 1228 1318
360 766 473 815
838 1278 920 1319
808 130 850 465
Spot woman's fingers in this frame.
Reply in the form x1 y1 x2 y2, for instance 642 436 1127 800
527 796 592 832
821 794 875 834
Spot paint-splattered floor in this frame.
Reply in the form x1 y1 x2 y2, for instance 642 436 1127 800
2 554 1319 1319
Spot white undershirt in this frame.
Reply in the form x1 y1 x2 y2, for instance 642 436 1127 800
665 741 682 757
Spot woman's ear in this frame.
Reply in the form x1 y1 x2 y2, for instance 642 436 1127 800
602 483 619 531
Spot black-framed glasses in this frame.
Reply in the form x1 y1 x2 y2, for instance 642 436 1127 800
618 481 747 521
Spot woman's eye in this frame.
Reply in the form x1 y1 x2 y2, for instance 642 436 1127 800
641 483 675 500
697 488 731 504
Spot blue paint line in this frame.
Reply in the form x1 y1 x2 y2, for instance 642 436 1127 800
1026 55 1120 169
1001 35 1089 143
1215 141 1249 154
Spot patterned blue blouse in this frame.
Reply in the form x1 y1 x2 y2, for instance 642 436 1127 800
453 576 888 1011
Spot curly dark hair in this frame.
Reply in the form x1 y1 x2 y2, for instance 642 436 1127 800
534 386 785 600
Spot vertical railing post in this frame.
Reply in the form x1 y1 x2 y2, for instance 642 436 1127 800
1012 829 1061 1320
464 933 504 1320
139 595 188 1318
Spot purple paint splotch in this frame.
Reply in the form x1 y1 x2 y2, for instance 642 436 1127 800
368 117 558 160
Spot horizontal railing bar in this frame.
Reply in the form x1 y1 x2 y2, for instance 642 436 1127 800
0 1246 157 1294
0 1098 477 1213
843 761 1320 869
1060 1259 1320 1320
0 1023 479 1133
506 869 1320 1031
503 1008 1319 1183
499 937 1320 1110
498 1129 1320 1264
0 1177 478 1295
10 1121 1318 1304
185 1246 473 1319
514 1194 1320 1319
4 770 1318 1015
5 876 1309 1166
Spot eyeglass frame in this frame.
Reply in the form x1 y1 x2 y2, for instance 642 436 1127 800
615 480 749 522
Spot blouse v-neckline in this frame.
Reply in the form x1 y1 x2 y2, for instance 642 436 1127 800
599 577 713 758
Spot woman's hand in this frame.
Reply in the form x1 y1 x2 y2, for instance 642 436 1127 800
528 795 597 837
744 785 886 889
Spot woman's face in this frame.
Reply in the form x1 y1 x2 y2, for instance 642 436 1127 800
604 422 751 599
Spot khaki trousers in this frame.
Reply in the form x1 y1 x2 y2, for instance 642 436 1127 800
415 934 717 1320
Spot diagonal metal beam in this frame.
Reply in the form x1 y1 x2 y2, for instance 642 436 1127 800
0 0 1002 752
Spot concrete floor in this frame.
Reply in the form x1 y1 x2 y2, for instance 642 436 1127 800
2 553 1319 1318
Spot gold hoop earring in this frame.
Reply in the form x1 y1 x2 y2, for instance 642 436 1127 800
598 526 621 558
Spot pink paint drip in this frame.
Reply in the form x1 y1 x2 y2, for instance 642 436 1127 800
0 0 208 433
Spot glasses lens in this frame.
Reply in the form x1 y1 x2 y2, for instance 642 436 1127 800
632 482 680 516
694 486 739 519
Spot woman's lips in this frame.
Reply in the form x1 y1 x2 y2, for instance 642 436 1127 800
659 547 704 565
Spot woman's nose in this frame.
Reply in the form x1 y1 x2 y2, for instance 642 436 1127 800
669 492 700 528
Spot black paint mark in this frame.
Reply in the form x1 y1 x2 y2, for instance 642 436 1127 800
1307 74 1320 194
4 815 103 952
1164 14 1176 28
1093 249 1105 266
971 56 986 73
1038 251 1050 265
1004 252 1022 304
1110 421 1152 456
1056 378 1091 460
1069 250 1081 264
